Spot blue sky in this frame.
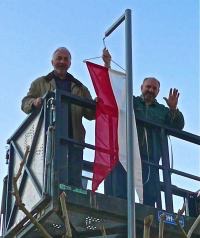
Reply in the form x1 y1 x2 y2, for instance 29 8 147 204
0 0 199 207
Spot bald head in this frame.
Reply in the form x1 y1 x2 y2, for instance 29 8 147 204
143 77 160 87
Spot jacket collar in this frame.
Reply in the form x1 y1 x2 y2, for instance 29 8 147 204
140 95 158 105
44 71 83 87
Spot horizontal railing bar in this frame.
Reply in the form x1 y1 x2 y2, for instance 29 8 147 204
136 116 200 145
142 160 200 182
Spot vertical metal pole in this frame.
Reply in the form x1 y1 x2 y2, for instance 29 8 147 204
104 9 135 237
125 9 135 238
160 129 173 212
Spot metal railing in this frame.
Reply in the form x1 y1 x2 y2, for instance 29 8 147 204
54 89 200 215
136 117 200 214
0 90 199 237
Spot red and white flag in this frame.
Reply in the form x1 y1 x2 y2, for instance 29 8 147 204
86 61 143 203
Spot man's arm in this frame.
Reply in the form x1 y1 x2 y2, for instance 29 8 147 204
102 48 111 68
166 108 185 129
21 79 42 114
81 85 96 120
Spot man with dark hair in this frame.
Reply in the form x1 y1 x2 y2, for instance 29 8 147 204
133 77 184 206
103 50 185 206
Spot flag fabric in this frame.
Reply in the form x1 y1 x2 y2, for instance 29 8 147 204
86 61 143 203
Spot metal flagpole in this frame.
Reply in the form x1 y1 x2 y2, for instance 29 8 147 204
104 9 135 238
125 9 135 238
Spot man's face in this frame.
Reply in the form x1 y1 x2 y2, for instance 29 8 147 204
51 49 71 76
141 79 160 103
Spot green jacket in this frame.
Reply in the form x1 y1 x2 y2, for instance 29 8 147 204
134 96 185 159
21 71 95 143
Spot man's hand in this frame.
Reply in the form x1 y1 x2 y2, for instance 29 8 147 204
102 48 111 68
163 88 180 110
33 97 42 109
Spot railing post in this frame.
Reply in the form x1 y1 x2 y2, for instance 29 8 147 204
54 89 70 201
152 131 162 209
160 129 173 212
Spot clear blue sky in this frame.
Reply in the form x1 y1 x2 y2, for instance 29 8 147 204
0 0 199 207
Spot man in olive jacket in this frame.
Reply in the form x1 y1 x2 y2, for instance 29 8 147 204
21 47 95 188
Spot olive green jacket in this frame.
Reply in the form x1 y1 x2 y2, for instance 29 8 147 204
134 96 185 159
21 71 95 143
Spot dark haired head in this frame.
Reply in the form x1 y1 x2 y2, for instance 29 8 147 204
143 77 160 87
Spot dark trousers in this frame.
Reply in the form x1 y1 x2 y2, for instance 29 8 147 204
59 146 83 188
142 161 159 206
104 162 127 199
104 158 160 207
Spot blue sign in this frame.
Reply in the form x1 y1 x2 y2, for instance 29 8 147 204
158 210 184 227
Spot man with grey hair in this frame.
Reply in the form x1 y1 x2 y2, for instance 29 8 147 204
21 47 95 188
22 47 74 112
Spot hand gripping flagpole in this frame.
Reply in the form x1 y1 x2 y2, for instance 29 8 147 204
105 9 135 238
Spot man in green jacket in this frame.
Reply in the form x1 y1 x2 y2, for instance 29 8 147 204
21 47 95 188
133 77 184 206
103 50 185 206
